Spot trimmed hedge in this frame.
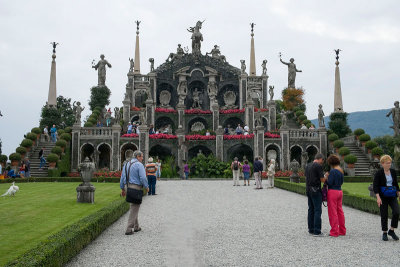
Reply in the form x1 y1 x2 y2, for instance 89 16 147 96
26 133 37 141
364 140 378 150
277 176 372 183
9 153 21 161
274 179 398 219
328 133 339 142
15 147 27 155
359 134 371 142
0 154 8 163
48 147 71 177
0 177 120 183
333 140 344 148
338 147 350 156
60 133 71 142
31 127 42 135
371 147 384 157
51 146 63 156
64 127 72 133
344 154 357 164
353 128 365 136
20 139 33 148
55 140 67 148
47 153 59 163
5 199 130 266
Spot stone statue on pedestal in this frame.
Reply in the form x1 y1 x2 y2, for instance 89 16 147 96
114 107 120 124
73 101 85 124
240 60 246 74
262 60 267 75
191 88 202 109
318 104 325 128
206 45 226 62
279 54 302 88
280 110 288 127
166 44 185 62
207 81 218 105
267 159 276 188
128 58 134 73
187 21 204 55
269 85 274 100
387 101 400 136
177 81 188 105
92 55 112 86
149 58 154 72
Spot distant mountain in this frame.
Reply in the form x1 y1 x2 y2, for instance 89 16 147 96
311 109 393 138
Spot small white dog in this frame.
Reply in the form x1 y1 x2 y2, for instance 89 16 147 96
1 182 19 197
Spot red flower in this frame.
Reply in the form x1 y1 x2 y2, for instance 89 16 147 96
149 133 177 139
130 107 141 111
155 108 177 113
254 107 269 112
185 135 216 140
219 109 245 114
223 134 254 140
184 109 212 114
264 132 280 138
121 133 139 138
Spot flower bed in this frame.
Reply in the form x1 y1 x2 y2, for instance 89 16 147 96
149 133 177 139
264 132 280 138
185 135 216 141
121 133 139 138
223 134 254 140
155 107 177 113
184 109 212 114
68 171 122 178
130 107 141 111
219 108 245 114
254 107 269 112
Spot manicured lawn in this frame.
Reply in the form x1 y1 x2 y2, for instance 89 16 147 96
342 182 372 197
0 182 121 265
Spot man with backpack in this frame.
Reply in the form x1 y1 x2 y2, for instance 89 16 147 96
253 156 264 189
231 157 242 186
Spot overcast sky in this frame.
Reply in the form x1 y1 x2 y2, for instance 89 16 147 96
1 0 399 156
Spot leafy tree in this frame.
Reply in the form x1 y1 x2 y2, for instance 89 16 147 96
281 87 305 111
89 86 111 111
328 112 351 138
40 96 75 129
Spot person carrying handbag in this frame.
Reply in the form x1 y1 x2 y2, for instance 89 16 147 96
120 150 149 235
373 155 400 241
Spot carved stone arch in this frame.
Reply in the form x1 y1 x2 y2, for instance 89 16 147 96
187 117 209 134
157 83 176 108
187 80 207 110
96 142 111 151
120 142 138 167
188 145 213 160
306 145 319 162
265 143 281 170
155 116 176 134
80 142 95 163
227 144 254 163
130 115 140 124
218 84 239 108
261 116 269 132
149 144 173 161
290 144 303 166
222 117 244 133
98 143 111 169
134 89 148 108
189 68 205 77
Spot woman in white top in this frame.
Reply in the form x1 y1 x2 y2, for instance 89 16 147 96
155 158 162 180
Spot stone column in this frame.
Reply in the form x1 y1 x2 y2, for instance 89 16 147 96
318 127 328 158
245 100 255 131
148 72 157 104
268 101 277 131
211 103 219 131
145 99 154 126
280 127 290 170
215 126 224 161
254 125 264 161
111 124 121 170
262 74 268 108
176 127 185 178
138 125 149 162
239 74 248 109
71 123 81 172
176 103 185 130
123 98 131 124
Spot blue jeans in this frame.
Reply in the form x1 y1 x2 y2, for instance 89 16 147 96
51 133 56 142
307 190 322 234
147 175 157 195
184 172 189 180
40 156 46 168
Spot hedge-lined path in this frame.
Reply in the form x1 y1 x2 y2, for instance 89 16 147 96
67 181 400 266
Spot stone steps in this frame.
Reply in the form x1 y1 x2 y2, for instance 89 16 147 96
341 141 371 176
27 141 57 177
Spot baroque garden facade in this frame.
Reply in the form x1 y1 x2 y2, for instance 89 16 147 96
70 21 328 174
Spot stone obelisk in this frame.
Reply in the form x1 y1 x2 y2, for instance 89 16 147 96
134 20 141 74
334 50 344 112
249 23 256 76
47 42 58 108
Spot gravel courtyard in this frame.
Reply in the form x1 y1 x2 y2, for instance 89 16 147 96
67 180 400 267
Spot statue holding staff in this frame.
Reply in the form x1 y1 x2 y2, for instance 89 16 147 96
280 53 302 88
92 54 112 86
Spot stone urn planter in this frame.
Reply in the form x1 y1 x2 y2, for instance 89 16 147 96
289 160 300 183
48 162 57 168
76 157 96 203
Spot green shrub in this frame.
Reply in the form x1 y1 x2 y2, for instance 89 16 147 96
56 140 67 148
60 133 71 142
5 198 129 266
31 127 42 135
26 132 37 141
84 122 94 127
64 127 72 133
188 154 231 178
328 133 339 142
344 154 357 164
51 146 63 156
57 129 65 136
160 156 178 178
48 146 71 177
47 153 59 163
16 146 27 155
298 114 307 122
359 134 371 142
88 118 97 125
303 119 311 126
371 147 384 157
20 139 33 148
9 153 21 161
295 110 304 117
364 140 378 150
353 128 365 136
0 155 8 163
338 147 350 156
333 140 344 149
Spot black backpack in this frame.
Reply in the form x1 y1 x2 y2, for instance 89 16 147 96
233 161 239 170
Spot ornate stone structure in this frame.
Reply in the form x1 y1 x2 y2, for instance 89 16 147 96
71 21 327 174
280 54 302 88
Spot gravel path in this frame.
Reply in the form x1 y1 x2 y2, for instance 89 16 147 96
67 181 400 266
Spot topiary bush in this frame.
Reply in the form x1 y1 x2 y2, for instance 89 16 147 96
359 134 371 142
47 153 59 163
16 146 27 155
295 110 304 117
57 129 65 136
365 140 378 150
51 146 63 156
84 121 94 127
344 154 357 164
56 140 67 148
60 133 71 142
9 153 21 161
338 147 350 156
20 139 33 148
26 132 37 141
371 147 384 157
328 133 339 142
353 128 365 137
31 127 42 135
298 114 307 122
333 140 344 149
64 127 72 133
0 154 8 163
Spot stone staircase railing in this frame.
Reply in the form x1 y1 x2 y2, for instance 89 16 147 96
289 129 319 139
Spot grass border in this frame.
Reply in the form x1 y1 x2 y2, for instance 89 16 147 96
5 198 129 266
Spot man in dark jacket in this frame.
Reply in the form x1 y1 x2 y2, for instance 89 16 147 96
253 156 263 189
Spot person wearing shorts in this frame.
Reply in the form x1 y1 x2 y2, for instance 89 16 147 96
242 160 251 186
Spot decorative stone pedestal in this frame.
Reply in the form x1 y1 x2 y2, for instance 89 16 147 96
289 160 300 183
76 157 96 204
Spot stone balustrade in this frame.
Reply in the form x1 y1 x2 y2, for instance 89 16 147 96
289 129 319 139
80 127 112 138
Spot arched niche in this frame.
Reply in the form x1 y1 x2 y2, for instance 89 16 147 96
265 144 281 170
120 143 138 167
188 145 212 160
149 144 172 161
227 144 253 163
134 89 148 108
306 145 319 162
98 143 111 169
81 143 94 162
187 117 209 134
218 84 239 108
186 80 207 110
155 116 176 134
157 83 176 108
290 145 303 166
